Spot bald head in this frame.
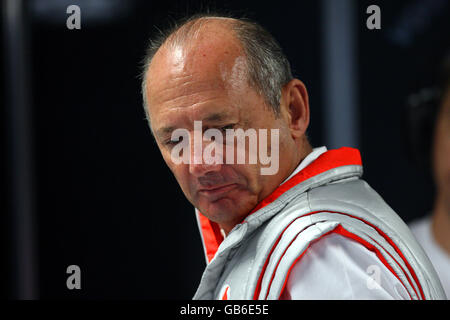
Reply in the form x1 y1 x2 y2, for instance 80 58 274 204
141 14 294 128
158 16 239 55
146 18 247 113
143 17 246 127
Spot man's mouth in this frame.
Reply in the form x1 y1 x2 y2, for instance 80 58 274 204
198 183 238 200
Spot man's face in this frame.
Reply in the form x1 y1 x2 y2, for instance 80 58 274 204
145 34 294 232
433 88 450 213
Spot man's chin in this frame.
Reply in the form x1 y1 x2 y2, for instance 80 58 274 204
197 197 249 224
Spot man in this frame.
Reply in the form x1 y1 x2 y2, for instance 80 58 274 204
409 54 450 298
141 14 445 299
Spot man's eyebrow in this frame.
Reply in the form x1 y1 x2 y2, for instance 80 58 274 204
203 112 231 122
155 126 176 138
155 112 232 138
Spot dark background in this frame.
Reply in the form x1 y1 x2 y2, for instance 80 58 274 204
2 0 449 299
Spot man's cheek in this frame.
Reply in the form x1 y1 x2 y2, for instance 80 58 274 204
173 169 195 198
162 149 182 171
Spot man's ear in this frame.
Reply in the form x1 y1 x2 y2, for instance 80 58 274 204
281 79 310 139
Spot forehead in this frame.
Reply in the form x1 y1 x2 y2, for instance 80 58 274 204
145 33 249 127
147 31 246 91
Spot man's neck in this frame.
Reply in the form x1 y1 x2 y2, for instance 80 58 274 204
287 142 313 180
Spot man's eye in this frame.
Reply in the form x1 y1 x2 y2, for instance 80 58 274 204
220 124 234 131
164 137 182 146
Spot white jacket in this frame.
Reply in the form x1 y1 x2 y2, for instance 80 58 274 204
193 147 446 300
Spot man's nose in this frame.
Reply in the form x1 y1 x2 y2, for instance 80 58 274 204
188 139 223 177
189 160 223 177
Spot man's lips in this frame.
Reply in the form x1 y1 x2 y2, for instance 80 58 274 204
198 183 238 199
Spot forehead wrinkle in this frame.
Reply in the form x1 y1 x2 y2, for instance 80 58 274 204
158 79 225 100
162 98 228 122
159 93 226 115
151 75 228 112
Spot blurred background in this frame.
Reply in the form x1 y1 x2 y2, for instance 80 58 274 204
1 0 449 299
